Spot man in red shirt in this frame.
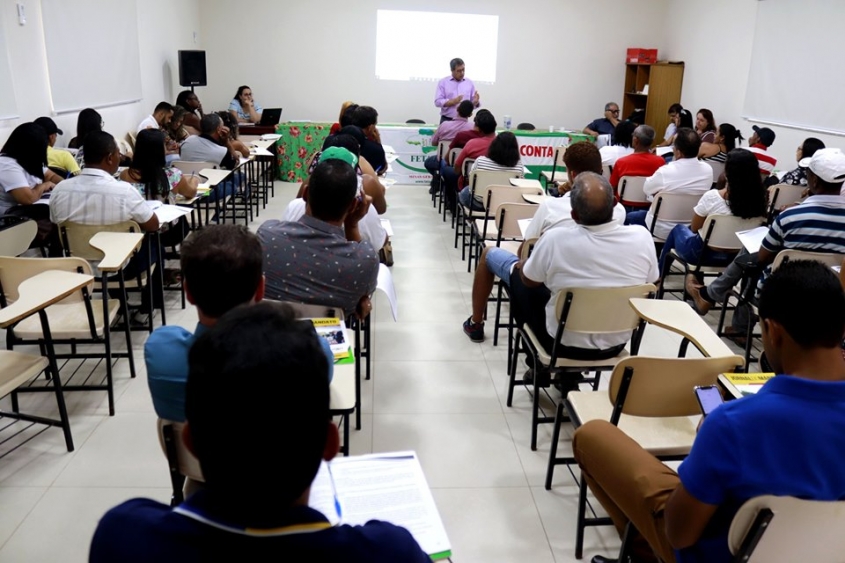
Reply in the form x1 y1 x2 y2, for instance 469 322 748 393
609 125 665 195
747 125 777 177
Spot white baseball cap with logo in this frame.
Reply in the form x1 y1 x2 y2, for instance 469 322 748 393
799 148 845 183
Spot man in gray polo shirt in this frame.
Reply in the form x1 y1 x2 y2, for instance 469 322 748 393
180 113 241 202
258 148 379 317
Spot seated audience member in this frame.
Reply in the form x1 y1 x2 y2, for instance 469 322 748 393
658 149 768 276
458 131 525 210
69 108 102 149
180 114 242 202
138 102 174 134
145 224 265 422
656 103 683 147
330 101 357 135
625 128 713 239
657 108 693 149
92 302 428 562
599 120 636 166
609 125 665 190
780 137 825 186
424 100 475 186
686 148 845 333
333 126 382 181
449 108 491 152
350 106 387 174
463 145 626 343
285 142 388 252
698 123 743 163
695 108 717 144
175 90 204 133
215 111 250 158
577 259 845 563
0 123 66 253
441 110 498 208
477 173 657 389
746 125 777 177
323 105 360 150
258 154 379 317
165 106 190 144
228 85 263 124
49 131 162 311
33 117 80 177
120 129 198 201
583 102 620 137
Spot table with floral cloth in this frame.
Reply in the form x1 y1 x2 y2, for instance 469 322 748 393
275 122 333 183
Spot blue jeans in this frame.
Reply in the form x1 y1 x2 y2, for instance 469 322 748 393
424 155 441 175
458 186 485 211
625 209 648 227
486 247 519 284
440 162 459 209
659 224 733 276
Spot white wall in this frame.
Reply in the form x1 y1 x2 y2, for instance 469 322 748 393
199 0 670 130
663 0 845 172
0 0 202 147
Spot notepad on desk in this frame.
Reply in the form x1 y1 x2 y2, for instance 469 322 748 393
310 318 351 361
719 372 775 397
309 452 451 560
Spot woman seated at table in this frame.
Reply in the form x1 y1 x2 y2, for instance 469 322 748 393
656 108 693 150
228 85 263 124
599 120 636 166
175 90 204 134
695 108 718 144
166 106 190 144
458 131 525 211
216 112 250 158
330 101 357 135
69 108 132 167
698 123 743 164
658 148 767 277
780 137 826 186
0 122 66 253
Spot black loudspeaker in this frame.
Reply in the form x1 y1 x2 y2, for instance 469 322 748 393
178 50 207 87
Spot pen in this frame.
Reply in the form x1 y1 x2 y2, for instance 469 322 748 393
327 464 342 519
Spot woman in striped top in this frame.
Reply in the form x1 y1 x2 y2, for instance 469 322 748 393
458 132 525 210
699 123 743 163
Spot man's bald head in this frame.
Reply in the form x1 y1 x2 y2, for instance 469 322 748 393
570 172 615 226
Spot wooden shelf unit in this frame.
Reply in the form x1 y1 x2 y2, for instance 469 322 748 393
622 62 684 141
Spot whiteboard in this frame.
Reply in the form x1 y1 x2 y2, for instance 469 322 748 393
743 0 845 135
40 0 142 113
0 10 18 119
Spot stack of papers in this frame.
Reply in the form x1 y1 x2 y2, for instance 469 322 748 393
309 452 451 560
310 318 351 361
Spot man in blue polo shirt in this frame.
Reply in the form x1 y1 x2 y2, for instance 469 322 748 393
91 302 429 562
144 224 265 422
574 260 845 563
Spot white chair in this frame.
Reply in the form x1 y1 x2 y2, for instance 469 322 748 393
471 185 542 269
772 248 844 271
454 169 520 265
617 176 649 209
0 216 38 256
646 191 702 242
767 184 806 222
433 140 450 211
158 419 204 506
659 214 767 298
602 164 612 179
728 495 845 562
704 159 725 184
540 145 567 191
548 354 744 559
507 284 657 450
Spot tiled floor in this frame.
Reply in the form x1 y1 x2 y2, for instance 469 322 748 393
0 181 749 562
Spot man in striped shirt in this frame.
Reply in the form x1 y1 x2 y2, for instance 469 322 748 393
747 125 778 177
687 148 845 331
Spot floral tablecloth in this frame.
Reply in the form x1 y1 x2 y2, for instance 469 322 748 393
276 122 333 183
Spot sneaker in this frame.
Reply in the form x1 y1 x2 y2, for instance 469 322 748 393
685 274 712 315
462 317 484 342
379 241 394 267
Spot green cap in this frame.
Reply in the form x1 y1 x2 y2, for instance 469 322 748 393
319 146 358 168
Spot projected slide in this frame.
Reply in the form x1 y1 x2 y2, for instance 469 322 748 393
375 10 498 83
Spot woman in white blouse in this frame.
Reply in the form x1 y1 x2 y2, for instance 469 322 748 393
458 131 525 210
658 148 767 276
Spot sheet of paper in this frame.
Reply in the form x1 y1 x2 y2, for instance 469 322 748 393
154 204 193 223
655 146 673 157
736 226 769 253
518 218 532 238
260 133 282 141
376 263 398 321
380 219 394 237
379 177 396 189
238 156 251 166
309 452 451 558
249 147 273 157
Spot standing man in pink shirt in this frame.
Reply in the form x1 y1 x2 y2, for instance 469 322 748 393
434 58 481 123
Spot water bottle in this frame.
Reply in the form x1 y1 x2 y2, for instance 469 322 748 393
504 115 512 130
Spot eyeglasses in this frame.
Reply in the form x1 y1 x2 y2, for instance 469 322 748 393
607 109 620 115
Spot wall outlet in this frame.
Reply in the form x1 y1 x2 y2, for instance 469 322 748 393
16 3 26 25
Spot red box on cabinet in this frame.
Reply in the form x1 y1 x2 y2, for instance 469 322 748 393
626 48 658 64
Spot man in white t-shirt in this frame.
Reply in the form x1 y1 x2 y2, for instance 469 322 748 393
624 127 713 239
50 131 162 312
137 102 174 134
463 174 658 387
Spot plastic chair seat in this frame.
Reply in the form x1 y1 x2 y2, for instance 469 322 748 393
523 324 631 368
0 351 49 397
14 299 121 340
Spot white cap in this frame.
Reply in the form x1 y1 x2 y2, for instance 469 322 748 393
798 148 845 183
